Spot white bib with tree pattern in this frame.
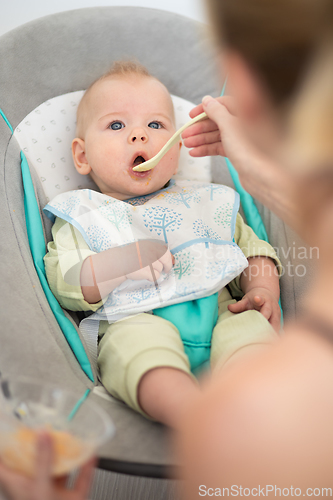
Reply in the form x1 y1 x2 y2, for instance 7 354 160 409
44 179 248 362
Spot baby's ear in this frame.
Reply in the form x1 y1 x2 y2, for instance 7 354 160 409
72 138 92 175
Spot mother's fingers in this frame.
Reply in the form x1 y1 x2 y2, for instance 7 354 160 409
34 432 54 500
202 96 233 134
0 461 24 499
189 96 237 120
183 96 238 159
182 119 219 139
183 130 224 149
71 457 97 498
189 143 225 158
183 126 225 157
0 434 54 500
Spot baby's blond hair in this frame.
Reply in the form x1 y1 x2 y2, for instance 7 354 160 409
100 60 151 80
76 60 171 137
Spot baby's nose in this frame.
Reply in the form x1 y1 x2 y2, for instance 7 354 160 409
129 128 148 144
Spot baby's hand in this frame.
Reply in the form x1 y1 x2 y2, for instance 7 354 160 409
125 242 174 282
228 287 281 332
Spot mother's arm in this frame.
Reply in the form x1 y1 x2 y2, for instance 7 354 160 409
177 324 333 499
182 96 301 230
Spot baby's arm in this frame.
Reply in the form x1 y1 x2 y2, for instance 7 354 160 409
81 240 174 304
227 213 281 331
45 218 173 309
228 256 281 331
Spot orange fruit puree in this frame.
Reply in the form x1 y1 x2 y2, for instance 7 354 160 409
1 426 90 477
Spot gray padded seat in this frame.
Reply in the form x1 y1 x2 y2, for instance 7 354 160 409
0 6 314 482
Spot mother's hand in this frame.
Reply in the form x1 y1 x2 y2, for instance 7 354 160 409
183 96 300 230
0 432 96 500
182 96 239 158
182 95 259 188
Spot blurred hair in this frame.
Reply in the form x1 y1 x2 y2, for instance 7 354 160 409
206 0 333 167
287 40 333 170
206 0 332 103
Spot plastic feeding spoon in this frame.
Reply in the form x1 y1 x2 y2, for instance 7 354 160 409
132 111 208 172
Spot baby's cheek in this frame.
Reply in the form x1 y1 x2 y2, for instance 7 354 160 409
168 145 181 173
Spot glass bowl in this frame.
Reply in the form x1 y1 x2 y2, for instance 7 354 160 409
0 377 115 477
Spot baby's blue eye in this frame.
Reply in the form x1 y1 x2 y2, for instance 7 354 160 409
148 121 162 129
109 121 124 130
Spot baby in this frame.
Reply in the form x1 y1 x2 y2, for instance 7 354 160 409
44 61 281 428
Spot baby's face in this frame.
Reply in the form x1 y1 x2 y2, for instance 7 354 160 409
73 75 181 200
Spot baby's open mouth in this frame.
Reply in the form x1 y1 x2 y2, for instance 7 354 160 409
130 153 151 177
133 156 146 167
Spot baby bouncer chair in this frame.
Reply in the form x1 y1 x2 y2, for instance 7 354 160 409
0 6 312 499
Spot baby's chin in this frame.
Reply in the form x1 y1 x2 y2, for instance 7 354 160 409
126 184 167 199
125 174 171 198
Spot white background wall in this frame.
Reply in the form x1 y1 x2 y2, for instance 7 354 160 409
1 0 207 37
